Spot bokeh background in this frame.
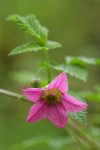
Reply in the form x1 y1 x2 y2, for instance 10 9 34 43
0 0 100 150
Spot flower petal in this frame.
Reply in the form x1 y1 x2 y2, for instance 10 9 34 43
23 88 42 102
26 101 47 122
62 94 88 113
47 104 67 128
48 72 68 93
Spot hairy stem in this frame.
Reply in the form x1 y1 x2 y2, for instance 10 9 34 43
0 88 99 149
44 50 51 83
0 88 30 103
66 119 100 150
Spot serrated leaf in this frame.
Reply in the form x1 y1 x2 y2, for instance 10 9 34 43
50 64 88 81
68 89 87 125
9 41 61 55
7 14 48 45
67 90 87 125
8 43 44 55
65 65 88 81
46 41 62 50
66 56 100 65
68 109 87 125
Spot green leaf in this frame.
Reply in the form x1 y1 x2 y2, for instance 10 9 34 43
65 64 88 82
8 42 44 55
46 41 62 50
68 109 87 125
7 14 49 45
66 56 100 65
80 91 100 102
9 40 61 55
50 64 88 81
68 89 87 125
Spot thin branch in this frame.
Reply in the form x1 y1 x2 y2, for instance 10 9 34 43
66 119 100 150
0 88 99 149
0 88 30 103
0 89 21 98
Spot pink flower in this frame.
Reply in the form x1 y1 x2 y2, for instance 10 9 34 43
23 72 88 128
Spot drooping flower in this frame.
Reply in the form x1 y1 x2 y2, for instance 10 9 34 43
23 72 88 128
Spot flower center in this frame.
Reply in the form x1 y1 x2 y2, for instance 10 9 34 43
42 88 62 104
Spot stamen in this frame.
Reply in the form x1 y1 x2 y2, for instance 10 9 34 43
42 88 62 104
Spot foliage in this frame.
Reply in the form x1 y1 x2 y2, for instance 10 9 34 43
50 55 100 82
67 90 87 125
50 64 88 81
66 56 100 65
0 13 98 150
7 14 49 45
8 41 61 55
7 14 61 55
6 14 100 127
68 110 87 125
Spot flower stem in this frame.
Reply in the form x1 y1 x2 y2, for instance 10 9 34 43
44 50 51 83
65 119 100 150
0 88 30 103
0 88 99 149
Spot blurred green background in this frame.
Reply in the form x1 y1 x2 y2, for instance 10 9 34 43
0 0 100 150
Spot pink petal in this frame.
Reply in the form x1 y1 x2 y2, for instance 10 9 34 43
23 88 42 103
56 103 67 116
26 101 47 122
48 72 68 93
62 94 88 113
47 104 67 128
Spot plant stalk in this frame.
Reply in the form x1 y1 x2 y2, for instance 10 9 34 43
0 88 29 103
65 119 100 150
0 88 99 149
44 50 51 83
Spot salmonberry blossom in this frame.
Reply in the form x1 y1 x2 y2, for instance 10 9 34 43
23 72 88 128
